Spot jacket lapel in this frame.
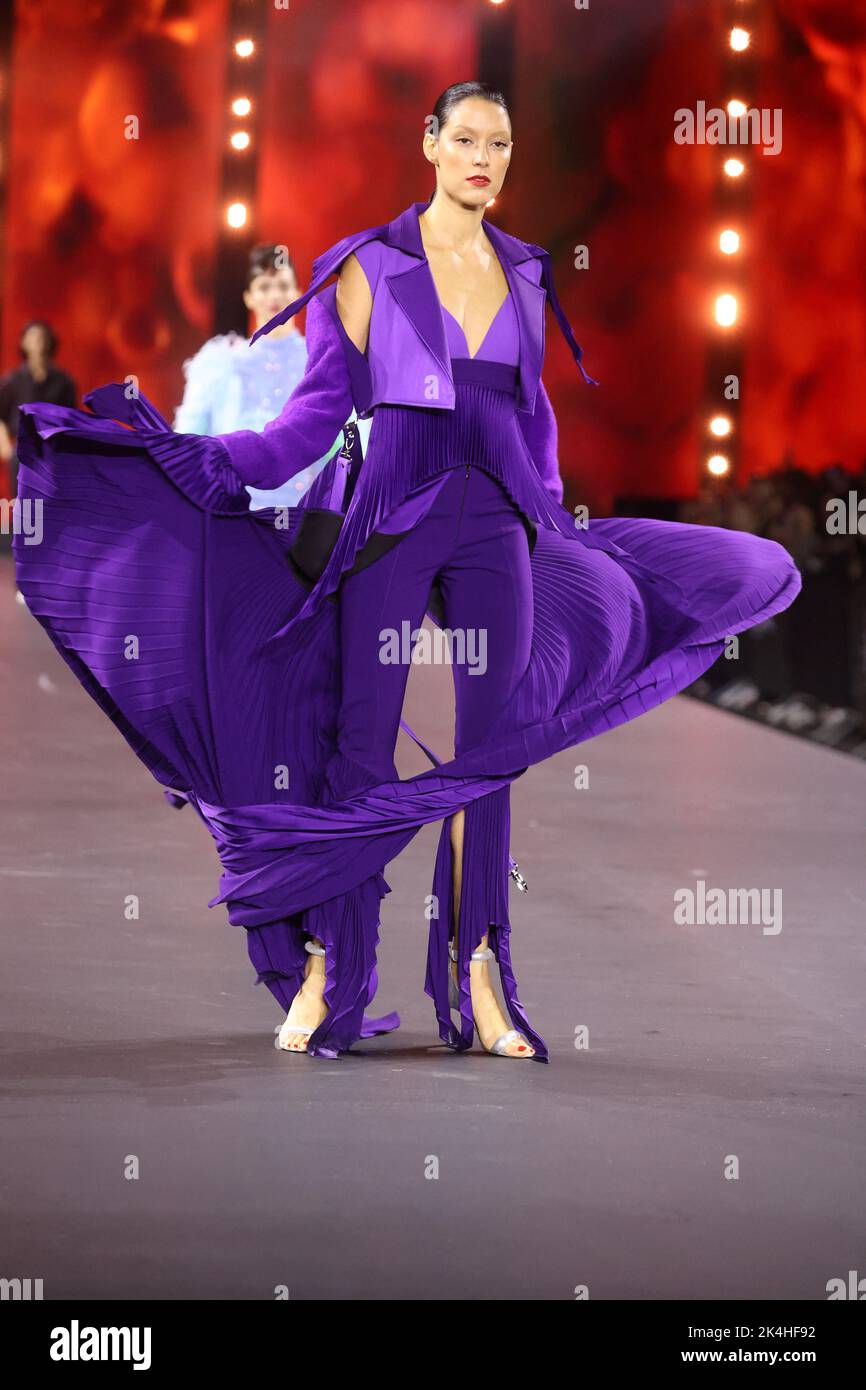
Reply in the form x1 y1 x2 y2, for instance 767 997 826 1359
383 201 546 411
383 259 452 384
484 217 546 412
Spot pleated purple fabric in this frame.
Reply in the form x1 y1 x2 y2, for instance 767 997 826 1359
373 295 520 534
13 355 802 1060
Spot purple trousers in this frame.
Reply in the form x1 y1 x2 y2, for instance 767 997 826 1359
309 462 535 1028
332 463 534 789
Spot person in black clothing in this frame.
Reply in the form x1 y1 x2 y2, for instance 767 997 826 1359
0 320 77 516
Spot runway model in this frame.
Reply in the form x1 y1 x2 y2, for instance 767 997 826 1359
13 82 802 1062
172 242 341 510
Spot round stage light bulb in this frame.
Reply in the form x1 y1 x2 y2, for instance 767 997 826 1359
707 454 730 476
715 294 738 327
235 38 255 58
727 99 747 118
230 131 250 150
226 202 248 229
719 228 740 254
724 158 745 177
232 98 252 117
709 416 732 437
730 28 750 52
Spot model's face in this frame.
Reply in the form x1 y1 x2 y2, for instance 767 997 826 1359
244 267 300 327
21 325 51 357
425 97 513 207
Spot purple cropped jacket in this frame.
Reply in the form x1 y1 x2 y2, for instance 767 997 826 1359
215 200 597 507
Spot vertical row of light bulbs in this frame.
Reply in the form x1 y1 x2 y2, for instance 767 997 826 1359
226 37 256 230
708 5 753 478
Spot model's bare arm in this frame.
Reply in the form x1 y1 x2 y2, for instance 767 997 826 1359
335 252 373 354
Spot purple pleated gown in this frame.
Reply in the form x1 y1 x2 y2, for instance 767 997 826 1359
12 266 802 1061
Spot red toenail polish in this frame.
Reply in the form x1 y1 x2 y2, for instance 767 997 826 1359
518 1045 526 1051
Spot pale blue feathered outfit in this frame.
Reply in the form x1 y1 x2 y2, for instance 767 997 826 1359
173 329 351 508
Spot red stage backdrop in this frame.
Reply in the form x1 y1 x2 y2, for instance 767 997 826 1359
3 0 865 514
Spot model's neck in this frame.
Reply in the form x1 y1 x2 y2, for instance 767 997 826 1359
26 355 49 380
419 193 486 256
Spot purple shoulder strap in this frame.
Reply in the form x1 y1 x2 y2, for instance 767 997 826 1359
536 249 600 387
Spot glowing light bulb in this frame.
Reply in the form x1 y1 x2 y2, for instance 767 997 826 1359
230 131 250 150
710 416 732 437
730 28 750 52
727 99 747 118
708 455 730 476
232 98 252 117
226 202 247 229
715 294 738 327
235 38 255 58
724 158 745 178
719 228 740 254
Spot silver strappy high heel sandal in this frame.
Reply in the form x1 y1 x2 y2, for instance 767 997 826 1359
278 939 326 1052
448 943 534 1057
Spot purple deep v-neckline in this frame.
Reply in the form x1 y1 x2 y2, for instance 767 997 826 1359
440 297 512 361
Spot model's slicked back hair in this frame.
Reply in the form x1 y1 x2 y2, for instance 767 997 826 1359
431 82 510 135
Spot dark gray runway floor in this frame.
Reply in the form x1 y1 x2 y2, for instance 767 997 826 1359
2 552 864 1300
